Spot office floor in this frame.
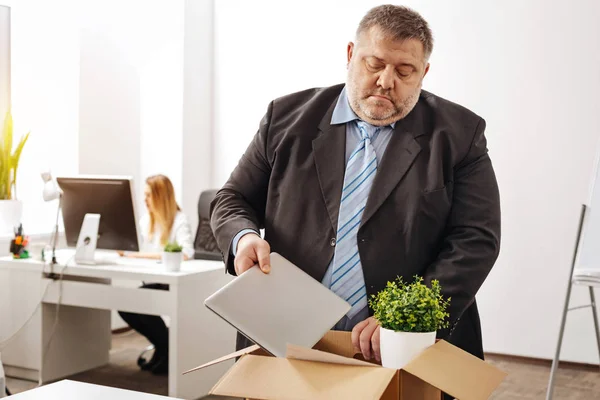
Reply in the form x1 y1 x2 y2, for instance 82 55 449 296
5 330 600 399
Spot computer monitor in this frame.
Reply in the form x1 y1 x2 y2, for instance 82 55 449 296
57 175 142 264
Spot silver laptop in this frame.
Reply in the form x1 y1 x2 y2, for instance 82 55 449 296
204 252 351 357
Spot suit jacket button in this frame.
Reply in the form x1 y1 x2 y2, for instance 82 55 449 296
330 238 336 247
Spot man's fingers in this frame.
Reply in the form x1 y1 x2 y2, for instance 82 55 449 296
351 319 370 352
359 320 378 360
234 236 272 275
235 255 256 275
371 325 381 362
255 241 271 273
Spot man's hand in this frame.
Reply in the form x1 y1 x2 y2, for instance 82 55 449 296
351 317 381 362
234 233 271 275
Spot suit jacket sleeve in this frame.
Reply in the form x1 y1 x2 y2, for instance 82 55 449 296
210 102 273 275
423 117 501 338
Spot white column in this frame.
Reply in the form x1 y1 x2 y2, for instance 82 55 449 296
182 0 215 230
0 5 10 120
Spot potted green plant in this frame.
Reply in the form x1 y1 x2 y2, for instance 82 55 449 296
163 241 183 272
0 111 30 235
369 276 450 369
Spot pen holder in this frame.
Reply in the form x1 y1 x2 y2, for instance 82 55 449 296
9 224 30 259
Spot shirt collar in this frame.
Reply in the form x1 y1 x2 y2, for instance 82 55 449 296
331 86 396 129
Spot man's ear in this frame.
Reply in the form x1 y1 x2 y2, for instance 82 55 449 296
347 42 355 66
423 62 430 78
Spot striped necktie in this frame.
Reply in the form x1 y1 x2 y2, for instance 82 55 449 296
329 120 379 319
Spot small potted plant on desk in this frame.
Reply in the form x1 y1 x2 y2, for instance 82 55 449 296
1 111 30 235
369 276 450 369
163 241 183 272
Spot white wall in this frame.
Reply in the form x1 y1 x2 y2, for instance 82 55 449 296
214 0 600 364
78 0 185 215
5 0 80 233
0 5 9 120
77 0 214 231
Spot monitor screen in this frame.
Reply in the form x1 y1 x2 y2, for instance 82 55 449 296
57 176 140 252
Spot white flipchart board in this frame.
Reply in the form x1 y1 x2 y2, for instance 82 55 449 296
576 145 600 273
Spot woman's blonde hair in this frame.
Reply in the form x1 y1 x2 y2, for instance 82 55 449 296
146 174 180 245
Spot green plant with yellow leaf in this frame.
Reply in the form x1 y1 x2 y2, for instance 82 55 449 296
369 276 450 333
1 111 29 200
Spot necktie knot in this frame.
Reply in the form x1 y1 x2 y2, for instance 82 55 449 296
356 121 380 141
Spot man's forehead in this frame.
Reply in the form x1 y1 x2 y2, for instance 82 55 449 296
357 26 425 62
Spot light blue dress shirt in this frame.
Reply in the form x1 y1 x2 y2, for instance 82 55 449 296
232 86 395 331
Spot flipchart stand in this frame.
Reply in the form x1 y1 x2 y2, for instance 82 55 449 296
546 204 600 399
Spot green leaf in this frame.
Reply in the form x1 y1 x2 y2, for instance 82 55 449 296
164 241 183 252
368 275 451 333
10 132 30 200
0 111 29 200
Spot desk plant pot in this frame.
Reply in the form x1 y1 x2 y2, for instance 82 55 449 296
0 200 22 235
163 241 183 272
379 328 436 369
370 276 450 370
1 111 30 235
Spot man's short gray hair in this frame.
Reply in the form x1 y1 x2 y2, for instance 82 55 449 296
356 4 434 61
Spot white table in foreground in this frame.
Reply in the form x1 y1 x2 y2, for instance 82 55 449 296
0 252 235 399
8 380 183 399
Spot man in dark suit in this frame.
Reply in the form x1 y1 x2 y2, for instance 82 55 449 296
210 3 500 382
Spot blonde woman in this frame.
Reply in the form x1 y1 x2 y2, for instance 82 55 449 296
121 174 194 260
119 174 194 374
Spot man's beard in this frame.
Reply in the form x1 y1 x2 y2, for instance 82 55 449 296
348 82 422 126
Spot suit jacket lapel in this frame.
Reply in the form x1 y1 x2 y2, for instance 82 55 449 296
361 102 426 226
313 99 346 231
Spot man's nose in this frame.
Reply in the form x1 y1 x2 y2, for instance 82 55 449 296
376 65 395 91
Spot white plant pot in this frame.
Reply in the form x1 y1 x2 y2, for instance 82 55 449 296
0 200 23 236
162 251 183 272
380 328 436 370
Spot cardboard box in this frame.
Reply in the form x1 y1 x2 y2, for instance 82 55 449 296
187 330 506 399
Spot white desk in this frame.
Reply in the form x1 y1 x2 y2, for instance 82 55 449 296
8 379 183 399
0 252 235 399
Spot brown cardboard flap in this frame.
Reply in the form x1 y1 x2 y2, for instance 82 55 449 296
183 344 260 375
286 343 375 367
399 370 441 400
403 340 507 400
313 330 358 358
210 354 397 400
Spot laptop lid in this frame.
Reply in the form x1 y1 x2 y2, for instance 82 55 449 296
204 252 351 357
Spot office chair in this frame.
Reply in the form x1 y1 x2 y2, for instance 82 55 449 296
137 344 155 370
193 189 221 261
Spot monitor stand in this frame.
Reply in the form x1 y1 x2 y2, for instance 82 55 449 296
75 213 100 265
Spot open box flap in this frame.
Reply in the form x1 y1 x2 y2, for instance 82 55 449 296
210 354 397 400
186 329 364 376
286 343 376 367
402 340 507 400
182 344 260 375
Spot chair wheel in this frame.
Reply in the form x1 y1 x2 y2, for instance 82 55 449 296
137 355 148 367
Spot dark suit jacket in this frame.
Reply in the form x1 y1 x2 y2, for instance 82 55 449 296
210 83 501 359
